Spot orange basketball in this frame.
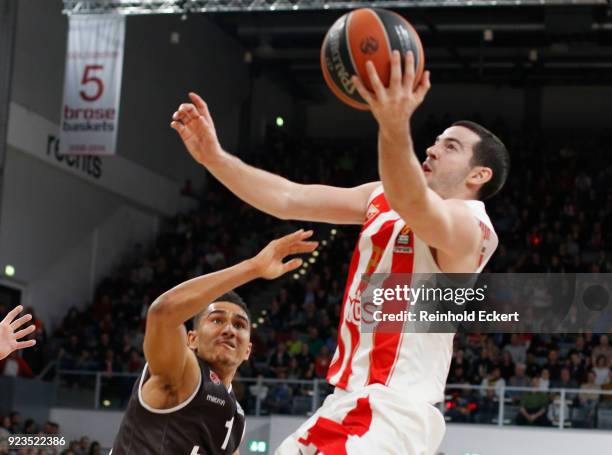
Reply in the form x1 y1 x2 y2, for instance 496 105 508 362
321 8 425 110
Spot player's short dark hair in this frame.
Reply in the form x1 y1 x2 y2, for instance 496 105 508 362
452 120 510 200
191 291 250 329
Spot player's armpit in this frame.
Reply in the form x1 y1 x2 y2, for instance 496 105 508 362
284 181 379 224
394 192 481 265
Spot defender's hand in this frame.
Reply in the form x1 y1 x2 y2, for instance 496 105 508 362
0 305 36 360
352 51 431 134
170 92 226 167
251 230 318 280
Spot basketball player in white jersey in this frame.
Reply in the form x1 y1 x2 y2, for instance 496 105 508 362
171 50 509 454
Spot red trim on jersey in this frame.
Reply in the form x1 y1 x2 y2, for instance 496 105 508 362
335 218 397 389
327 192 391 385
367 225 415 386
327 242 361 381
477 220 491 267
298 396 373 455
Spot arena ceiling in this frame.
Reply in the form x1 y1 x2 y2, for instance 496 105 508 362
64 1 612 89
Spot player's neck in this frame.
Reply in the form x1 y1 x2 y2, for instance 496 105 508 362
211 364 236 389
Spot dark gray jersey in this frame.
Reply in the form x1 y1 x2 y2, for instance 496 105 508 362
111 357 245 455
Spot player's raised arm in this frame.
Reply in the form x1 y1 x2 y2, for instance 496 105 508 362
144 229 318 385
353 51 489 269
171 92 377 225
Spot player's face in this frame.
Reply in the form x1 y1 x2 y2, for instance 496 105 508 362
190 301 252 369
423 126 482 198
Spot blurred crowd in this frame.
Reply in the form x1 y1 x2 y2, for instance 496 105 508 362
0 411 101 455
1 119 610 427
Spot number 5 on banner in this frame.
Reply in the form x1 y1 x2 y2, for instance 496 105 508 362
80 64 104 102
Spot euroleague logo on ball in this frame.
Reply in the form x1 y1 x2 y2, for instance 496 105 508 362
359 36 379 55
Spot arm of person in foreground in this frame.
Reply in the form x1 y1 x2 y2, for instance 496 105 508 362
144 229 318 387
170 92 377 225
352 51 482 267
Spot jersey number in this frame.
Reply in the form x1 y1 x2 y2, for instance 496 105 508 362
221 417 234 450
189 417 234 454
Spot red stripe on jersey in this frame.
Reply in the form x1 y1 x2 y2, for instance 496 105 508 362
298 396 373 455
327 241 360 381
477 221 491 267
335 218 397 389
367 225 415 386
327 192 391 384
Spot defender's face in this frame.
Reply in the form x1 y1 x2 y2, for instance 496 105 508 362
423 126 481 198
189 301 251 369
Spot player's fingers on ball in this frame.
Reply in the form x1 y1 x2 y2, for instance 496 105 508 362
403 51 415 87
3 305 23 324
14 324 36 340
10 314 32 330
366 61 385 97
390 50 402 88
415 71 431 100
351 76 373 104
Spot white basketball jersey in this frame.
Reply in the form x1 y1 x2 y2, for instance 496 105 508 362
327 186 498 404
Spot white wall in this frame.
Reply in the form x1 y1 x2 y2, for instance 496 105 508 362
10 0 249 186
0 102 183 327
48 410 612 454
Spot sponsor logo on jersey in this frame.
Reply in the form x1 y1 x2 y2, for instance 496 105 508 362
393 226 413 253
210 370 221 385
206 394 226 407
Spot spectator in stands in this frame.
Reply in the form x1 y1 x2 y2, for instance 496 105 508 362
500 350 515 380
545 349 562 381
593 355 610 385
266 371 293 414
552 367 579 397
504 334 527 365
22 418 37 434
269 342 290 377
476 367 505 423
591 334 611 364
569 350 587 384
0 416 10 438
508 363 529 402
88 441 101 455
579 371 600 428
539 368 551 390
314 345 331 379
516 377 551 426
600 369 612 408
9 412 21 433
0 351 33 377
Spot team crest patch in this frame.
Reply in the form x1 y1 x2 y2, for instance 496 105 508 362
365 203 380 223
210 371 221 384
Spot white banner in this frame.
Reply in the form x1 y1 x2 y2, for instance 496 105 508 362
60 14 125 155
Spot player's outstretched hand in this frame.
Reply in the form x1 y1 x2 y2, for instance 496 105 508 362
352 50 431 134
0 305 36 360
251 230 319 280
170 92 226 168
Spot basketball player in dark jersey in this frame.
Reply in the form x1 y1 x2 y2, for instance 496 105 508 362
111 229 318 455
